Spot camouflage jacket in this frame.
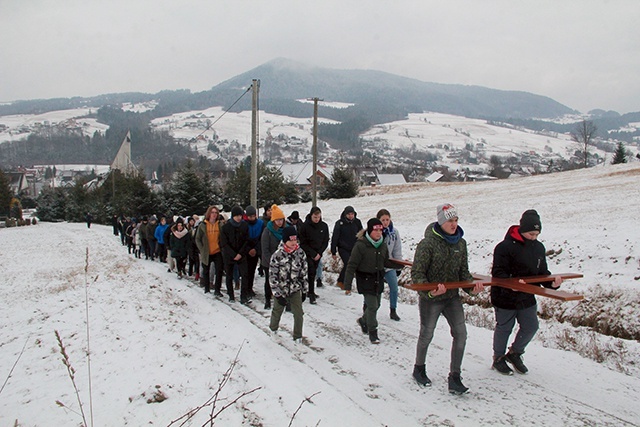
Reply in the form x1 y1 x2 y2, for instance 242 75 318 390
269 242 309 298
411 222 473 301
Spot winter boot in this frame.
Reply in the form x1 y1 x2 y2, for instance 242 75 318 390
506 352 528 374
448 372 469 395
264 299 271 310
337 281 344 290
492 355 514 375
412 364 432 387
316 278 323 288
194 273 200 281
390 308 401 321
309 294 317 305
369 329 380 344
357 317 368 334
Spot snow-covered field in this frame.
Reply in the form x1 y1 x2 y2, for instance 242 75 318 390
1 164 639 426
0 108 108 143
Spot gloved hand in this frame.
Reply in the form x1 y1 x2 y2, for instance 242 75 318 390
396 270 402 277
276 296 287 307
301 292 307 302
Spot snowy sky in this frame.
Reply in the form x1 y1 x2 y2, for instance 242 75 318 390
1 0 639 114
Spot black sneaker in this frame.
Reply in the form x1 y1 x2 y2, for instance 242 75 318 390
228 298 235 303
213 291 223 297
264 300 271 310
448 373 469 395
369 329 380 344
412 365 432 387
309 294 317 305
316 278 323 288
492 356 514 375
506 352 528 374
357 317 368 334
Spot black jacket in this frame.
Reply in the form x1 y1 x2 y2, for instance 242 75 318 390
330 208 363 255
220 219 250 263
491 225 552 310
299 214 330 260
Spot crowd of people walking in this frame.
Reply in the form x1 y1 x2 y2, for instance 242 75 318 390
110 202 561 395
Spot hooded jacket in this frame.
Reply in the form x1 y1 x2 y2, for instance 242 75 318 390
330 206 363 255
411 222 473 301
220 218 249 263
344 230 402 294
299 213 330 260
491 225 551 310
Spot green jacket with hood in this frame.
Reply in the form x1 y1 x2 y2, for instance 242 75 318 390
411 222 473 301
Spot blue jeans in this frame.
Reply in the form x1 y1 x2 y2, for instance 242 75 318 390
493 304 539 358
384 270 399 309
415 295 467 374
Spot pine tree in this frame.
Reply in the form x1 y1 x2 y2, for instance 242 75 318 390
37 186 68 222
612 141 627 164
0 169 12 218
163 160 215 216
322 163 359 199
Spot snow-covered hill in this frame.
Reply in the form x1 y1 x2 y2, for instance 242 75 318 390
3 104 638 172
1 163 639 426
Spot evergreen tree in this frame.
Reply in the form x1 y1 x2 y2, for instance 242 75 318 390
258 165 287 207
37 186 68 222
163 160 215 216
9 197 22 220
282 179 300 204
224 158 289 208
0 169 12 218
612 141 627 164
322 162 359 199
223 161 251 208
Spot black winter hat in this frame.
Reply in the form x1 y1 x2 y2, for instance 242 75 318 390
366 218 384 234
245 205 257 217
344 205 356 215
288 210 300 220
519 209 542 233
231 206 244 218
282 226 298 242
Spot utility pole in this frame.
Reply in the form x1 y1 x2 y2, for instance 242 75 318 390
311 97 322 207
251 79 260 208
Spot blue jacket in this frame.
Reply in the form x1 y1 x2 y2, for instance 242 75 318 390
154 223 169 244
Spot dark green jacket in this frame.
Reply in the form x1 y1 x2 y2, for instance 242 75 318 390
411 222 472 301
344 231 402 294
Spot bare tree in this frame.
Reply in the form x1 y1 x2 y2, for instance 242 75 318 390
571 120 598 168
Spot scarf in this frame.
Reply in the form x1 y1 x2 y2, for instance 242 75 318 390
267 220 283 241
283 242 300 254
366 232 384 248
382 221 395 239
433 223 464 245
172 228 188 239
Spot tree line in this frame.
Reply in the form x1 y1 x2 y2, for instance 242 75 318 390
26 158 358 224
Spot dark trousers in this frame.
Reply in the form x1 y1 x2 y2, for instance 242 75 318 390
156 243 167 262
263 267 273 302
307 257 320 297
201 252 223 293
141 238 150 259
175 257 186 274
246 254 260 295
188 253 200 276
225 259 248 301
493 304 539 358
337 248 351 283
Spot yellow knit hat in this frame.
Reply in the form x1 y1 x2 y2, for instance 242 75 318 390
271 204 285 221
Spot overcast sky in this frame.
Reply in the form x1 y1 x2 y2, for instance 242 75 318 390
1 0 638 114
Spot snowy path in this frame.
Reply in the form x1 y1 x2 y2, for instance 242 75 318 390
1 221 639 426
